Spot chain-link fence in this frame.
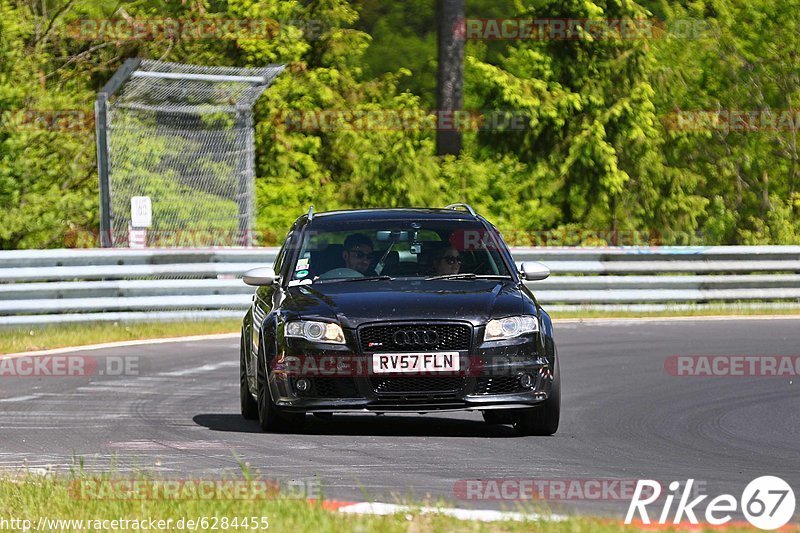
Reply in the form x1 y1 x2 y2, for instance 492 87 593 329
97 59 284 247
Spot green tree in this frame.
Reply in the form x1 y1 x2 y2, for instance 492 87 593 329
652 0 800 243
466 0 709 242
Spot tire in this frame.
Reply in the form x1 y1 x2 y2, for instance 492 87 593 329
513 355 561 436
240 334 258 420
256 344 305 433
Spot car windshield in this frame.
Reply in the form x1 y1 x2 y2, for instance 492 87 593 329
287 219 512 284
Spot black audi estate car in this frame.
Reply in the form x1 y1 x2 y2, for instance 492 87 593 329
240 205 560 435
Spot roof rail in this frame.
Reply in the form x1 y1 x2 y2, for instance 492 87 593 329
307 205 314 221
444 203 477 216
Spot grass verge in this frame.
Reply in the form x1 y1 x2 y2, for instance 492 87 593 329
0 319 241 355
551 307 800 320
0 472 771 533
2 307 800 355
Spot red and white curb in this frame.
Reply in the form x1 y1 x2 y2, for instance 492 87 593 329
317 500 567 523
315 501 796 529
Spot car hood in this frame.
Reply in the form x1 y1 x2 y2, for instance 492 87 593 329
283 279 525 328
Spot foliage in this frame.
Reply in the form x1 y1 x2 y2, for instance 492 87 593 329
0 0 797 248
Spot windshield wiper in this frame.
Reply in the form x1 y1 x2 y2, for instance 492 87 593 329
333 275 394 283
425 273 512 281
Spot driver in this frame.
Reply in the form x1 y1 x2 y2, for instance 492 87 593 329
342 233 376 275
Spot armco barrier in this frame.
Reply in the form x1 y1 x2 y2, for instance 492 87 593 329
1 246 799 326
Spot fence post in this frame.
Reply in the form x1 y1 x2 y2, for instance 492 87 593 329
94 58 143 248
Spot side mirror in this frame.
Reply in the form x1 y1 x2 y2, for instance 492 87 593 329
243 267 278 286
519 261 550 281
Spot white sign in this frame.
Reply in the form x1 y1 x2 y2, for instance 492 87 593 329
130 196 152 228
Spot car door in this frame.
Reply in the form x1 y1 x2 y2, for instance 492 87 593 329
249 226 296 380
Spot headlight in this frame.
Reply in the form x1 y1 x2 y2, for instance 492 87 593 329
285 320 346 344
484 316 539 341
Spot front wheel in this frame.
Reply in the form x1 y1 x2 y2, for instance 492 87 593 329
513 356 561 436
240 333 258 420
256 349 305 433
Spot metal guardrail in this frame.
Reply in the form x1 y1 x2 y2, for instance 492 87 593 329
1 246 800 326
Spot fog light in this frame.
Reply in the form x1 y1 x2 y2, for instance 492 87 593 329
519 373 534 389
296 378 311 392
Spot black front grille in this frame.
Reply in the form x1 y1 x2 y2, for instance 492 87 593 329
371 376 464 396
304 377 359 398
474 377 521 395
359 323 471 353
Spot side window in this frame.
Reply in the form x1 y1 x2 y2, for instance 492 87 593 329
274 239 287 273
273 230 295 280
488 227 514 275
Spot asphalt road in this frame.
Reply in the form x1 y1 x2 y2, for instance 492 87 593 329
1 318 798 518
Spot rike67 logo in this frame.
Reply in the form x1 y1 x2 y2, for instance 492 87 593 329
625 476 796 530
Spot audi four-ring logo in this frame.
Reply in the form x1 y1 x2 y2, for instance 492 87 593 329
393 329 439 346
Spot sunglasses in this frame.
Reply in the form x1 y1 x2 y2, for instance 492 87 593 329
440 255 462 265
347 249 370 259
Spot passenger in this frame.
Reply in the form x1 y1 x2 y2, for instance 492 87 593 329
432 245 462 275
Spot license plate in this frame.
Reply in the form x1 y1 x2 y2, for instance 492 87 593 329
372 352 460 374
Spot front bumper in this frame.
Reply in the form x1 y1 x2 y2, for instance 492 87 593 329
268 336 555 413
273 388 550 414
